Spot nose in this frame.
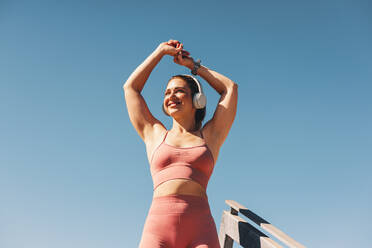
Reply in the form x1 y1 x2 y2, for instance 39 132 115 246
164 91 176 104
168 90 179 100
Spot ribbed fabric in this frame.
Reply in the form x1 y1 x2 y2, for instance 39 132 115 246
139 194 221 248
150 130 215 191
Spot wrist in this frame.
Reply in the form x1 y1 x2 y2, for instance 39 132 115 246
191 59 201 75
186 61 194 70
155 44 166 57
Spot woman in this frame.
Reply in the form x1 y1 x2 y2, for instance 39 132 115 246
123 40 238 248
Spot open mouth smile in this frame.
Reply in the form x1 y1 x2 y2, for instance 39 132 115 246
168 101 181 107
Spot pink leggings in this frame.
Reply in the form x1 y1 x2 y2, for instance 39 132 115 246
139 194 221 248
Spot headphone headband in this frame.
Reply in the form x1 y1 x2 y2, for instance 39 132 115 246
179 74 204 94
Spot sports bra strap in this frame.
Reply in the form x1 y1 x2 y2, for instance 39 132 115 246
161 130 168 144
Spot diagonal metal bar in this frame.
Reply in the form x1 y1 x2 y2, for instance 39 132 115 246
225 200 306 248
220 211 282 248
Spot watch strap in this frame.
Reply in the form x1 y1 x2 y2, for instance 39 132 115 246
191 59 201 75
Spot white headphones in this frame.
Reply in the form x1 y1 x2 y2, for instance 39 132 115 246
163 74 206 115
181 74 206 109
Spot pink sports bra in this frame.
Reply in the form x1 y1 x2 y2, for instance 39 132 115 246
150 130 215 191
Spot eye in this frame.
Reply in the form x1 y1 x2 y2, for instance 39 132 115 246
164 89 185 96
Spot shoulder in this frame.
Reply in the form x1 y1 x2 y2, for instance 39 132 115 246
144 124 168 164
201 124 224 149
201 125 223 162
145 124 167 149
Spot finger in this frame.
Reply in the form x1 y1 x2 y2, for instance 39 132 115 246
172 48 180 56
174 41 181 48
177 52 183 61
175 44 183 53
168 40 179 46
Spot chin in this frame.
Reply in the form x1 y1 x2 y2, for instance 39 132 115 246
169 110 186 117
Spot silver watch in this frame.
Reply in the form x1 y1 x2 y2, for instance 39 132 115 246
191 59 201 75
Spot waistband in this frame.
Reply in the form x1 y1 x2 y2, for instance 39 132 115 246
152 193 208 202
149 194 211 215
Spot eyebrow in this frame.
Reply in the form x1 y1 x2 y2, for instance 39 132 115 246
165 87 188 92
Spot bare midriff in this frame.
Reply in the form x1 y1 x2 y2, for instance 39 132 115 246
153 179 207 199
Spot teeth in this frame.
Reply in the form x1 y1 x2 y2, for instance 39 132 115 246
169 102 180 106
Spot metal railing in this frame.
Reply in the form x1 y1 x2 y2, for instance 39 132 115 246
219 200 306 248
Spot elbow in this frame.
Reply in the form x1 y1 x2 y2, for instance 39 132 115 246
220 81 237 95
122 82 132 91
226 81 238 93
123 80 141 92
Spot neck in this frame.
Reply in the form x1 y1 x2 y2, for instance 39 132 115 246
171 115 197 133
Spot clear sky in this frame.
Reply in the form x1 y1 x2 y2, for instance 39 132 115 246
1 0 371 247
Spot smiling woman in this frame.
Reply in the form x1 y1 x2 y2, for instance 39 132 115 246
123 39 238 247
162 75 207 131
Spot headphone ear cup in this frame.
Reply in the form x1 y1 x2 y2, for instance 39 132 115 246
193 93 207 109
162 104 170 116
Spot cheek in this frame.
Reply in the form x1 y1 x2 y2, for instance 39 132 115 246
186 95 194 104
181 93 191 101
184 98 194 108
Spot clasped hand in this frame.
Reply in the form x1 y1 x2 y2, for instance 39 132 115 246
158 40 194 69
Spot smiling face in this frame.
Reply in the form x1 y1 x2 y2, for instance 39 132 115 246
163 77 195 118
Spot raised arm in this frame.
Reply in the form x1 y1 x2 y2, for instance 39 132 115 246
197 66 238 148
123 40 186 143
174 53 238 149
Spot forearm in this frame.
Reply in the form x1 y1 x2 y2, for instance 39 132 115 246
123 47 164 92
189 64 236 95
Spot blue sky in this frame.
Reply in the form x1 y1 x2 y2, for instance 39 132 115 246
1 0 371 247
